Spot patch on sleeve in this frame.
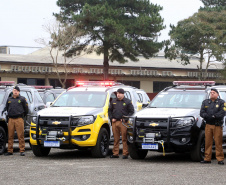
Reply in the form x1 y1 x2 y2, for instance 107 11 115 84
205 106 208 108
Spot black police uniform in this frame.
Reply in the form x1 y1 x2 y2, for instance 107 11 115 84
108 97 134 157
108 97 134 121
4 95 28 118
4 94 28 154
200 98 225 162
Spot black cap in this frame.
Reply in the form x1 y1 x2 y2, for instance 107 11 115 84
117 88 124 94
211 88 219 94
14 86 20 92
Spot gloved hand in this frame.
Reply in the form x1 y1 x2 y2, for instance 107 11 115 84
205 115 215 122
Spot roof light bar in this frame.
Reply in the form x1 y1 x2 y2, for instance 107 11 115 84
0 81 15 86
173 81 215 86
75 81 120 87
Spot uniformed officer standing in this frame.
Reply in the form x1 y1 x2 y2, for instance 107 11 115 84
108 88 134 159
200 88 225 165
3 86 28 156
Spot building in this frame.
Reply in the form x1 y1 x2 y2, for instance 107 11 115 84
0 47 224 98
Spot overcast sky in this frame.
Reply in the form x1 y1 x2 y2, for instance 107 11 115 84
0 0 203 47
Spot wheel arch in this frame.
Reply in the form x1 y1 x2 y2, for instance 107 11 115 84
0 121 8 136
100 123 110 139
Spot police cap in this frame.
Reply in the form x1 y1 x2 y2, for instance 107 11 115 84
117 88 124 94
211 88 219 94
14 86 20 92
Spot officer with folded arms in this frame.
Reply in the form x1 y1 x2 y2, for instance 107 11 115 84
200 88 226 165
2 86 28 156
108 88 134 159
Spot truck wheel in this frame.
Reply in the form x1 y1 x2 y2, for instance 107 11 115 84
91 128 109 158
31 144 51 157
190 130 205 161
0 126 6 155
129 143 148 159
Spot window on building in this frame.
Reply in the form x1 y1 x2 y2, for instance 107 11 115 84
153 81 173 93
117 80 140 89
49 79 74 88
18 78 45 85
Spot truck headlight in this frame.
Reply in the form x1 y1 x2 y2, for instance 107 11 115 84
176 117 194 127
32 116 37 124
77 116 95 126
128 117 135 128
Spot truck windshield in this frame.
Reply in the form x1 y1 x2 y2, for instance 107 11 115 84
150 91 206 109
0 91 5 104
52 91 107 108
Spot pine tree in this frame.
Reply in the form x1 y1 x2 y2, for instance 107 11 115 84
55 0 165 80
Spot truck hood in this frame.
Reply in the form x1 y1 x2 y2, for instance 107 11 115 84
135 108 199 118
38 107 103 117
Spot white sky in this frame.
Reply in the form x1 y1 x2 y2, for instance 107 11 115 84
0 0 203 47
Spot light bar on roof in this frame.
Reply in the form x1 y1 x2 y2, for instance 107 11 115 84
0 81 15 86
75 81 118 87
173 81 215 86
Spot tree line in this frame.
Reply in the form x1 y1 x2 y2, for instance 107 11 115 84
41 0 226 87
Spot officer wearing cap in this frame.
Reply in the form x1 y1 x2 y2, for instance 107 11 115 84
108 88 134 159
200 88 226 165
2 86 28 156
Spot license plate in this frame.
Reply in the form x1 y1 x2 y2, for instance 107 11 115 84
44 141 60 147
142 143 158 150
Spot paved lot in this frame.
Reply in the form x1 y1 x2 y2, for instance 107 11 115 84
0 143 226 185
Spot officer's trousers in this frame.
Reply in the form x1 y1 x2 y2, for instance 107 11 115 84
204 124 224 162
112 120 129 156
8 118 25 153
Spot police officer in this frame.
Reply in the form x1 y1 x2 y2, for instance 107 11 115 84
2 86 28 156
200 88 225 165
108 88 134 159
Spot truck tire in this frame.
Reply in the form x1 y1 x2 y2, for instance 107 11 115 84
91 128 109 158
129 143 148 159
31 144 51 157
190 130 205 162
0 126 6 155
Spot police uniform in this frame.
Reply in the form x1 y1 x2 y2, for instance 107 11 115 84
108 90 134 158
200 97 226 163
3 87 28 155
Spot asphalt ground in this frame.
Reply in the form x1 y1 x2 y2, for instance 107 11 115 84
0 143 226 185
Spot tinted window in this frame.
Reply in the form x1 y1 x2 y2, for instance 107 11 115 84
46 93 55 103
0 91 5 104
20 91 30 104
35 91 44 103
132 91 140 102
53 91 107 107
137 93 143 102
39 92 44 99
27 91 33 103
150 91 206 109
124 91 131 100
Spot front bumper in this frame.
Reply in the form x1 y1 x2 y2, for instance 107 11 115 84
30 115 99 148
128 116 197 152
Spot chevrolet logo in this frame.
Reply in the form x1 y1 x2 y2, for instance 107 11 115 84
52 121 61 125
149 123 159 127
